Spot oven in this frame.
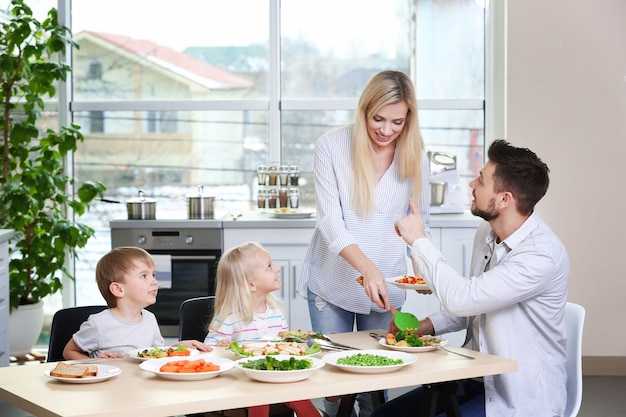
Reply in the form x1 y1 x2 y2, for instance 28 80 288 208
110 220 222 337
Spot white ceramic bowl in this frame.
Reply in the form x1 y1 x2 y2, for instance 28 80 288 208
323 349 416 374
235 355 324 383
139 355 234 381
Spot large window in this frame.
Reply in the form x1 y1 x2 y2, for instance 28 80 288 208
19 0 484 308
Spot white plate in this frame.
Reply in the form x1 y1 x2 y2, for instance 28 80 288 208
44 364 122 384
323 349 416 374
127 346 200 361
270 209 315 219
378 336 448 352
231 341 320 357
235 355 325 383
385 276 431 290
139 355 234 381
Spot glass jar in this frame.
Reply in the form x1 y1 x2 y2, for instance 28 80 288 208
279 187 289 208
267 188 278 209
288 188 300 208
257 186 268 209
279 165 290 187
268 164 279 186
289 164 299 186
257 165 268 186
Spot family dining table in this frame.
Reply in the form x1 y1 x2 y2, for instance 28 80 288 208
0 329 517 417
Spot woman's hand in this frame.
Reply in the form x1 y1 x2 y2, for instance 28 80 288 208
361 270 390 310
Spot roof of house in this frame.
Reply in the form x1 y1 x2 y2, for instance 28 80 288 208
75 31 253 90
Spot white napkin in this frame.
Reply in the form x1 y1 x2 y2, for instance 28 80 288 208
152 254 172 289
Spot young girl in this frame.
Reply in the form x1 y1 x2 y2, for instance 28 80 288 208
205 242 320 417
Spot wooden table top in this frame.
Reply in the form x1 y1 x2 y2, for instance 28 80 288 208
0 330 516 417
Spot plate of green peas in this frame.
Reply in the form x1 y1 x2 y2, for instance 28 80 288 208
322 349 416 374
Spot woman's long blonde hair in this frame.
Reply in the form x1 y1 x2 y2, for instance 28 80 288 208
209 242 282 332
351 70 424 216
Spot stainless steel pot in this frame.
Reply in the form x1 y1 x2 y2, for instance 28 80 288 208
126 191 157 220
187 186 215 219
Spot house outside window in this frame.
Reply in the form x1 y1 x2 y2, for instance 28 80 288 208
146 111 179 133
87 61 102 80
89 111 104 133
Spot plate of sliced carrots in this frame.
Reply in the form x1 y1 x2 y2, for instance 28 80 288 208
139 355 235 380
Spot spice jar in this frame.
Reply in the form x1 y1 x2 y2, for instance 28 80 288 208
289 165 299 186
289 188 300 208
279 188 289 208
267 188 278 209
268 164 279 186
279 165 289 187
257 186 268 209
257 165 268 186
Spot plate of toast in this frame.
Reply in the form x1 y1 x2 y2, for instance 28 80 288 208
44 362 122 384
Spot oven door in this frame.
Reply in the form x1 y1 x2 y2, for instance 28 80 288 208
144 249 220 337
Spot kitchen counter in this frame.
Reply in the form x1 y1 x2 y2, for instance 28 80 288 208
222 210 481 229
109 210 481 230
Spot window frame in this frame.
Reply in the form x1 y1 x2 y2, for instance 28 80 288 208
63 0 487 164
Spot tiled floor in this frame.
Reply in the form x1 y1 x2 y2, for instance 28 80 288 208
1 376 625 416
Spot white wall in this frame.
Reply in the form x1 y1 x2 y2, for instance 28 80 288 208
504 0 626 356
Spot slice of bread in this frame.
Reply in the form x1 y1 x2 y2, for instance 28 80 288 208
86 365 98 377
49 362 90 378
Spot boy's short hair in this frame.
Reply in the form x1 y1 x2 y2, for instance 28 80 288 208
96 246 154 307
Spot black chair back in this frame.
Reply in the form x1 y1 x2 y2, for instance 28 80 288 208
178 296 215 341
47 305 107 362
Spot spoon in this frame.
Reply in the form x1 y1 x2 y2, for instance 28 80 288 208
356 276 420 331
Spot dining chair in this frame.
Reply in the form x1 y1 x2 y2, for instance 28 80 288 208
564 302 585 417
178 296 215 341
47 305 108 362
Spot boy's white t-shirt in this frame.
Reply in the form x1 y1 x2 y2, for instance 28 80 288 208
73 309 164 357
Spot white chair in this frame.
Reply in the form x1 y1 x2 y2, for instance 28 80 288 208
564 302 585 417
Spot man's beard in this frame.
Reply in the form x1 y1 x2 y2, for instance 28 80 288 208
471 197 500 221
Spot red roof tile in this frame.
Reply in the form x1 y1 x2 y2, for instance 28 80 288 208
78 31 253 90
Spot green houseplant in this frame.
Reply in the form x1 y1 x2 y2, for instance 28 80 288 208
0 0 106 322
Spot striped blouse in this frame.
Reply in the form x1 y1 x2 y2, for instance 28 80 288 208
203 305 289 345
298 126 431 315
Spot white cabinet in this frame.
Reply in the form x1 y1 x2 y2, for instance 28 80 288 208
0 231 13 367
222 226 314 332
439 228 475 277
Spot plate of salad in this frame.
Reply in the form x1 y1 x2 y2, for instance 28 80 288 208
234 355 325 383
227 340 321 357
323 349 415 374
127 345 199 361
379 330 447 352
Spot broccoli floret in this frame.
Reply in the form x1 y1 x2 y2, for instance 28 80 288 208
406 334 424 347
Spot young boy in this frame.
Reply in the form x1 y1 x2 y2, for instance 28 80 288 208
63 246 211 359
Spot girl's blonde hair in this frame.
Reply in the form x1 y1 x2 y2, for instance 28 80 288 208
209 242 282 332
351 70 425 216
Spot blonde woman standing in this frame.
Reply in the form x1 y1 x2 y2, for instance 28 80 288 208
299 70 430 417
